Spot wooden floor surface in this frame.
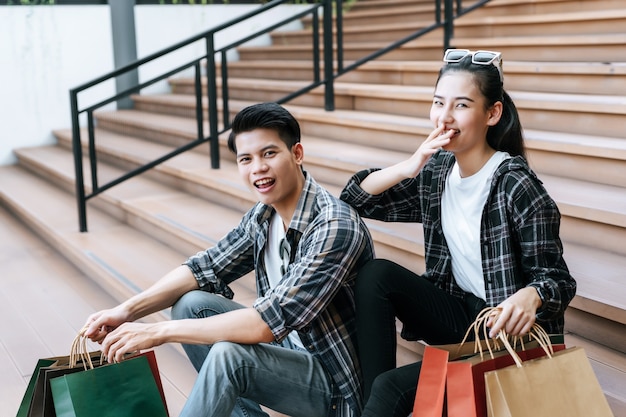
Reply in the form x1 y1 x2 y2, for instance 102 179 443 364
2 203 624 417
0 206 197 417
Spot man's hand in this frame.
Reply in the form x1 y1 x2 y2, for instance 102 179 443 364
83 306 132 344
487 287 542 338
101 322 164 363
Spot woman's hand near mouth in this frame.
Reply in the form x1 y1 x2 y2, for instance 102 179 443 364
398 125 455 179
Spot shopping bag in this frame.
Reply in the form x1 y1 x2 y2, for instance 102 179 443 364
412 345 449 416
484 345 614 417
16 358 56 417
444 307 565 417
50 352 169 417
446 342 565 417
16 351 104 417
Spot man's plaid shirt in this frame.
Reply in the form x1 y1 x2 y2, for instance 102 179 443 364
185 172 374 416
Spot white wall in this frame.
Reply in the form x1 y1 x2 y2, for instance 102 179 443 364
0 4 306 166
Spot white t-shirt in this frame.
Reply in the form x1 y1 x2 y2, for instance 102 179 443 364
441 151 510 300
264 212 305 350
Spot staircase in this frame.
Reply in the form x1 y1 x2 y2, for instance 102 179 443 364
1 0 625 415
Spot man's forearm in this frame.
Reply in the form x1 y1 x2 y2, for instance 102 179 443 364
122 264 199 321
160 307 275 345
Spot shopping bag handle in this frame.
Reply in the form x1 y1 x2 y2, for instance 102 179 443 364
494 321 554 368
69 326 104 370
457 307 554 361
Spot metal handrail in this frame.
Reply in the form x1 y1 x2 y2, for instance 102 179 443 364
70 0 490 232
70 0 333 232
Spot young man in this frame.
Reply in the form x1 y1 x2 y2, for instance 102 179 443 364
84 102 375 417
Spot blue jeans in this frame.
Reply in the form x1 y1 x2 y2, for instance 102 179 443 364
171 290 334 417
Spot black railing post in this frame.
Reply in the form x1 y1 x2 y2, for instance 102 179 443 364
335 0 343 73
312 12 320 83
205 35 220 169
87 111 98 192
221 51 230 131
194 62 205 144
443 0 454 50
436 0 442 24
323 0 334 111
70 91 88 232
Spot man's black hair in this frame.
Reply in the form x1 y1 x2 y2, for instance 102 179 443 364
227 102 301 154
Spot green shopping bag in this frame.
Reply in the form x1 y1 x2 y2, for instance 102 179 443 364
50 353 169 417
16 358 56 417
17 351 104 417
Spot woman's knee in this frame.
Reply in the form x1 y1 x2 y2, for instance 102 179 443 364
356 259 400 296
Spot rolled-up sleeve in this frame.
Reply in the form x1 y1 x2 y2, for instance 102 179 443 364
184 211 257 299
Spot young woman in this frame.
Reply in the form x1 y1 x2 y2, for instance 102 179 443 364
340 49 577 417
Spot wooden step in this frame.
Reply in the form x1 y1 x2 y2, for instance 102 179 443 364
469 0 626 17
280 9 626 46
204 60 626 96
271 22 442 45
454 9 626 38
131 93 626 188
48 125 626 335
301 3 439 28
0 205 198 417
236 34 626 62
17 134 626 334
0 152 256 317
347 0 432 13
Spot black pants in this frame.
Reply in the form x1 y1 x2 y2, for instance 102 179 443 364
356 259 486 417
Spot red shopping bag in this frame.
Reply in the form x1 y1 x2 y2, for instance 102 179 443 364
412 346 449 416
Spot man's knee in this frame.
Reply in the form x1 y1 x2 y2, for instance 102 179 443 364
202 341 251 382
171 290 222 320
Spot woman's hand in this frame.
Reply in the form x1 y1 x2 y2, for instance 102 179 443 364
399 124 455 179
487 287 542 338
358 124 455 196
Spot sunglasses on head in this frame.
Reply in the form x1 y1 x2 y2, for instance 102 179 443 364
443 49 503 82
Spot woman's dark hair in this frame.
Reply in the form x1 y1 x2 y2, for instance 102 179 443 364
227 102 301 153
436 54 526 158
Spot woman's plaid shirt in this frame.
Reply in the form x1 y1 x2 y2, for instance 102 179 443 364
340 150 576 335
